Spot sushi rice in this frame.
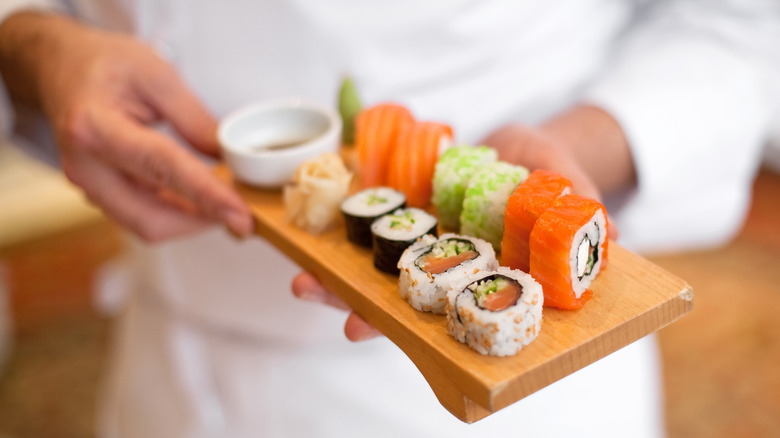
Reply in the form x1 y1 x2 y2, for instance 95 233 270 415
569 207 607 298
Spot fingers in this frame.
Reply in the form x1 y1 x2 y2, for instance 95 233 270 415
291 272 382 342
344 312 382 342
137 59 222 157
607 215 619 241
291 271 350 311
89 109 253 236
482 124 603 200
64 152 214 242
537 146 602 201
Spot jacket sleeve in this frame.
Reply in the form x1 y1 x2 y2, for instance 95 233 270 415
583 0 780 253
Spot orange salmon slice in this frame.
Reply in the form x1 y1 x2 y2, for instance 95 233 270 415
482 283 523 312
419 250 478 275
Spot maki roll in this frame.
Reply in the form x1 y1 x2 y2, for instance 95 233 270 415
341 187 406 247
431 145 498 230
501 170 572 272
398 233 497 314
445 267 543 356
459 161 528 252
371 208 438 275
529 194 609 309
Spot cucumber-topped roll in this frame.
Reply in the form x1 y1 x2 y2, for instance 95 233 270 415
445 267 543 356
371 208 438 275
397 233 497 314
459 161 528 252
431 145 498 230
341 187 406 247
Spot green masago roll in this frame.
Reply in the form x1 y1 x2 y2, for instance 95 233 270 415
460 161 528 252
431 145 498 231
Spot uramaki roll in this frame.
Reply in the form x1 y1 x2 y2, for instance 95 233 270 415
529 194 608 309
501 169 572 272
431 145 498 230
445 267 543 357
398 233 497 314
459 161 528 252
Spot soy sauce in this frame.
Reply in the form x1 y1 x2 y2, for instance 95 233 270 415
250 137 313 153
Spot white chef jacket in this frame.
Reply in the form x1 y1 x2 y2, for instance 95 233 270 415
2 1 779 437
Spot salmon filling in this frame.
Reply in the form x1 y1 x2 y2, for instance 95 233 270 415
415 239 478 274
471 276 523 312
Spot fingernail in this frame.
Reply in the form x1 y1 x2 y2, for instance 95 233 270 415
222 209 253 236
355 329 381 342
298 285 327 303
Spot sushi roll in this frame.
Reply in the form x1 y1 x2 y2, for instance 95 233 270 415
355 103 414 188
397 233 498 314
431 145 498 230
445 267 543 356
459 161 528 252
371 208 438 275
529 194 609 310
501 170 572 272
387 121 454 208
341 187 406 247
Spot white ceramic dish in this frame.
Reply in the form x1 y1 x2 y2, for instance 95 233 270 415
218 98 342 188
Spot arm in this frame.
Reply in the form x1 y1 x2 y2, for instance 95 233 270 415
482 105 635 201
584 0 780 201
0 11 253 241
484 0 780 251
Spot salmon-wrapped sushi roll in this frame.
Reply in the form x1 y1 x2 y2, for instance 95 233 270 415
355 103 414 188
501 170 572 272
529 194 608 309
387 121 453 208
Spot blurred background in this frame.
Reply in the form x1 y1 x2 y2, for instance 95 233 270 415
0 136 779 438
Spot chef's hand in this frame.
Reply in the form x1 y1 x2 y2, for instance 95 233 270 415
0 11 252 242
292 272 382 342
482 105 635 239
482 104 636 201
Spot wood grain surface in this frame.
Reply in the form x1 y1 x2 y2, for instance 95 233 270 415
215 165 693 423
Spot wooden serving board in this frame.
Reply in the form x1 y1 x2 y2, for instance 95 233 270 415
216 165 693 423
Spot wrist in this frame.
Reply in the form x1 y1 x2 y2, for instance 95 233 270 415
539 104 636 194
0 11 88 112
